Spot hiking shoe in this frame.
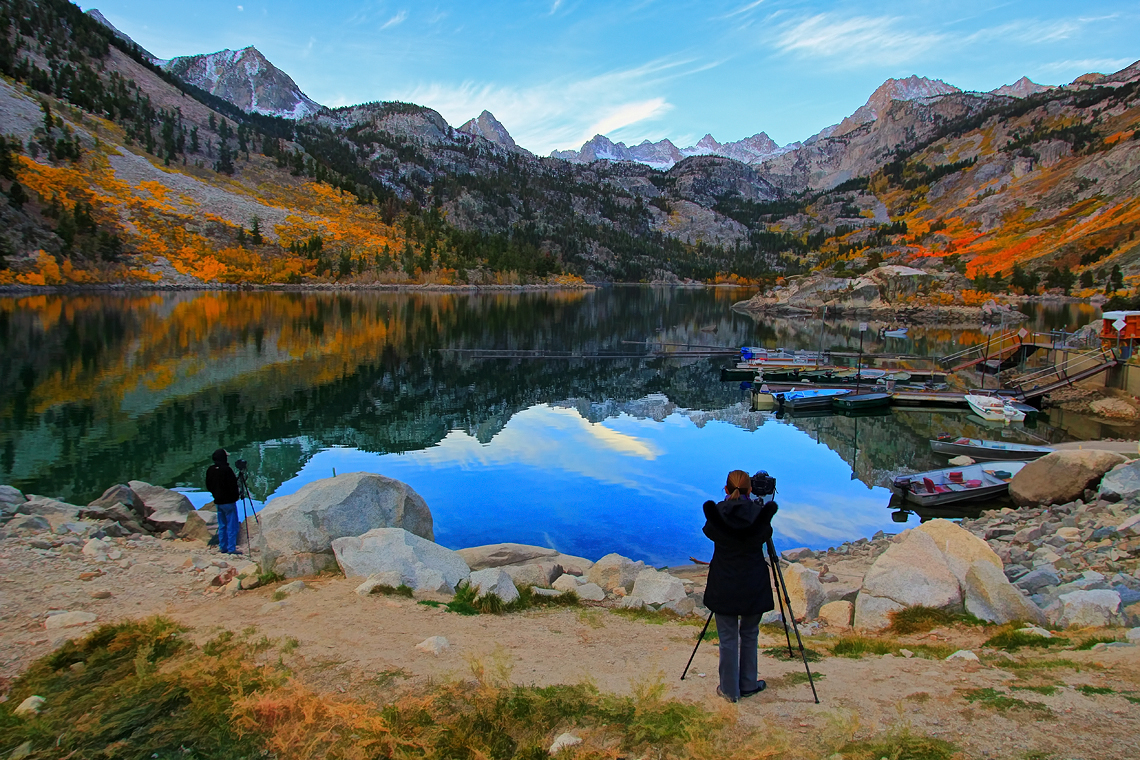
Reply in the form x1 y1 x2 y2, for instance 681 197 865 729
741 681 767 698
716 686 738 703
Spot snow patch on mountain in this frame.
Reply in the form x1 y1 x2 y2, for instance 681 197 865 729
552 131 790 170
163 47 322 119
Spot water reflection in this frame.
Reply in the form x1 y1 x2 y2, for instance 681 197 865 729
0 289 1104 564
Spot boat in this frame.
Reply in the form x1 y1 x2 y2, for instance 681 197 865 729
889 461 1029 507
751 390 777 411
965 394 1026 423
721 367 757 382
832 392 891 411
883 328 909 338
930 436 1054 461
1006 401 1040 423
777 388 852 411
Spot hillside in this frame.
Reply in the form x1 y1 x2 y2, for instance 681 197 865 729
0 0 1138 293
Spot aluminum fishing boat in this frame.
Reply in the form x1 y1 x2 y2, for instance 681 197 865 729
929 437 1053 461
889 461 1029 507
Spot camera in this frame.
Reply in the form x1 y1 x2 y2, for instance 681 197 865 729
235 458 248 472
751 470 776 498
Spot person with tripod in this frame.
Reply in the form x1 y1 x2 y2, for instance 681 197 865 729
205 449 241 555
701 470 778 703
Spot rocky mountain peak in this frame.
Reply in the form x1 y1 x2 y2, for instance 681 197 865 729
86 8 163 65
458 110 525 153
163 46 322 119
991 76 1053 99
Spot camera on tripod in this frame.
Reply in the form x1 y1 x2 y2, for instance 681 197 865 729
235 458 248 472
751 470 776 498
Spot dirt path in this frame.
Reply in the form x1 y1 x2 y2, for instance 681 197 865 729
2 535 1139 759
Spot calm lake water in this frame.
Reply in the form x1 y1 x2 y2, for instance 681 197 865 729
0 289 1107 565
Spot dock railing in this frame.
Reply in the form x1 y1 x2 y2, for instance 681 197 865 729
1010 346 1119 397
938 330 1023 371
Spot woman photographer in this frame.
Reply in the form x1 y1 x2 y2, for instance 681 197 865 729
702 470 778 702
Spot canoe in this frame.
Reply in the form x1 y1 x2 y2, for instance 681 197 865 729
930 436 1053 461
832 392 891 410
965 394 1025 423
889 461 1029 507
778 388 852 411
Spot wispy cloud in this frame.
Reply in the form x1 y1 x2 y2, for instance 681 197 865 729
394 58 712 154
381 10 407 30
1035 57 1134 76
549 0 563 14
722 0 765 19
968 18 1085 45
773 14 945 66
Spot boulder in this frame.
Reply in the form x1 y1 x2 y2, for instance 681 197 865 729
855 530 961 629
355 571 406 595
88 484 141 515
79 503 147 535
628 569 687 606
575 582 606 601
6 514 51 532
456 543 559 570
1089 397 1140 420
1017 567 1060 594
664 597 696 616
1099 460 1140 502
44 611 97 629
822 582 861 604
549 733 582 754
552 574 583 592
127 481 194 531
819 600 853 628
1058 589 1123 628
14 696 44 716
781 547 814 561
502 562 563 589
946 650 979 662
415 636 450 656
19 496 82 527
782 563 825 621
468 568 520 604
852 593 905 630
547 553 594 576
180 509 218 542
0 484 25 514
1009 450 1127 507
760 610 784 625
963 560 1046 625
257 473 434 578
586 553 642 593
331 528 469 594
915 519 1002 586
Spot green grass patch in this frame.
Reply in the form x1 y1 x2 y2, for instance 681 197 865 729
370 668 409 689
1006 657 1102 672
418 582 581 616
369 583 415 598
830 636 894 658
1125 694 1140 705
1076 685 1115 696
889 605 987 635
279 637 300 655
1075 636 1118 650
838 728 958 760
1012 685 1058 696
272 590 287 602
610 606 684 624
0 623 788 760
769 671 825 688
762 646 824 662
961 687 1049 712
984 630 1068 651
257 570 285 586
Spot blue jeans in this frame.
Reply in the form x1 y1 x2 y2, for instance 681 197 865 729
715 613 762 700
216 502 240 554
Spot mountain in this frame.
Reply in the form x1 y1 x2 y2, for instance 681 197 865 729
458 110 527 154
163 47 322 119
552 131 789 169
991 76 1053 99
831 75 962 137
86 8 163 65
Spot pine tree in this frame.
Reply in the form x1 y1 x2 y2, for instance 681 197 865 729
189 126 199 154
8 181 26 208
249 217 263 245
215 140 234 175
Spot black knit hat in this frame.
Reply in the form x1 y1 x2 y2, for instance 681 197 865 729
212 448 228 463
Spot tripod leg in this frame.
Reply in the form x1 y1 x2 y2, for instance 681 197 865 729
768 539 820 704
680 612 714 681
768 551 794 657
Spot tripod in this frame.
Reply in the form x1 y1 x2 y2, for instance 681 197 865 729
680 544 820 704
236 469 261 556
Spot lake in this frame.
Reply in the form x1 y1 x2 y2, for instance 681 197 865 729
0 288 1106 565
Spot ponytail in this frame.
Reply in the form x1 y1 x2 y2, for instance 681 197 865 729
725 469 752 499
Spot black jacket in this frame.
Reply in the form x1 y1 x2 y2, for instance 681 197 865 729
206 463 241 504
702 496 778 616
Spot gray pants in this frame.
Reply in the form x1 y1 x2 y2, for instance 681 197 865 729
715 613 762 700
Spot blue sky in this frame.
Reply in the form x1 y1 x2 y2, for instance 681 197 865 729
80 1 1139 155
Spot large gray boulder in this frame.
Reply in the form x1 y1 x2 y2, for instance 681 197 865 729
628 568 687 606
586 553 643 593
915 519 1002 586
1009 450 1127 507
782 563 825 621
128 481 194 531
180 509 218 542
456 543 559 570
1057 590 1123 628
854 529 961 629
963 560 1046 625
19 496 82 529
468 568 520 604
1098 460 1140 502
88 484 142 516
256 473 434 578
0 485 25 514
501 562 564 589
331 528 469 593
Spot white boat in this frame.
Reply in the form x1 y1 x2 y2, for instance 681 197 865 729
890 461 1029 506
929 437 1054 461
965 394 1026 423
883 328 908 338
